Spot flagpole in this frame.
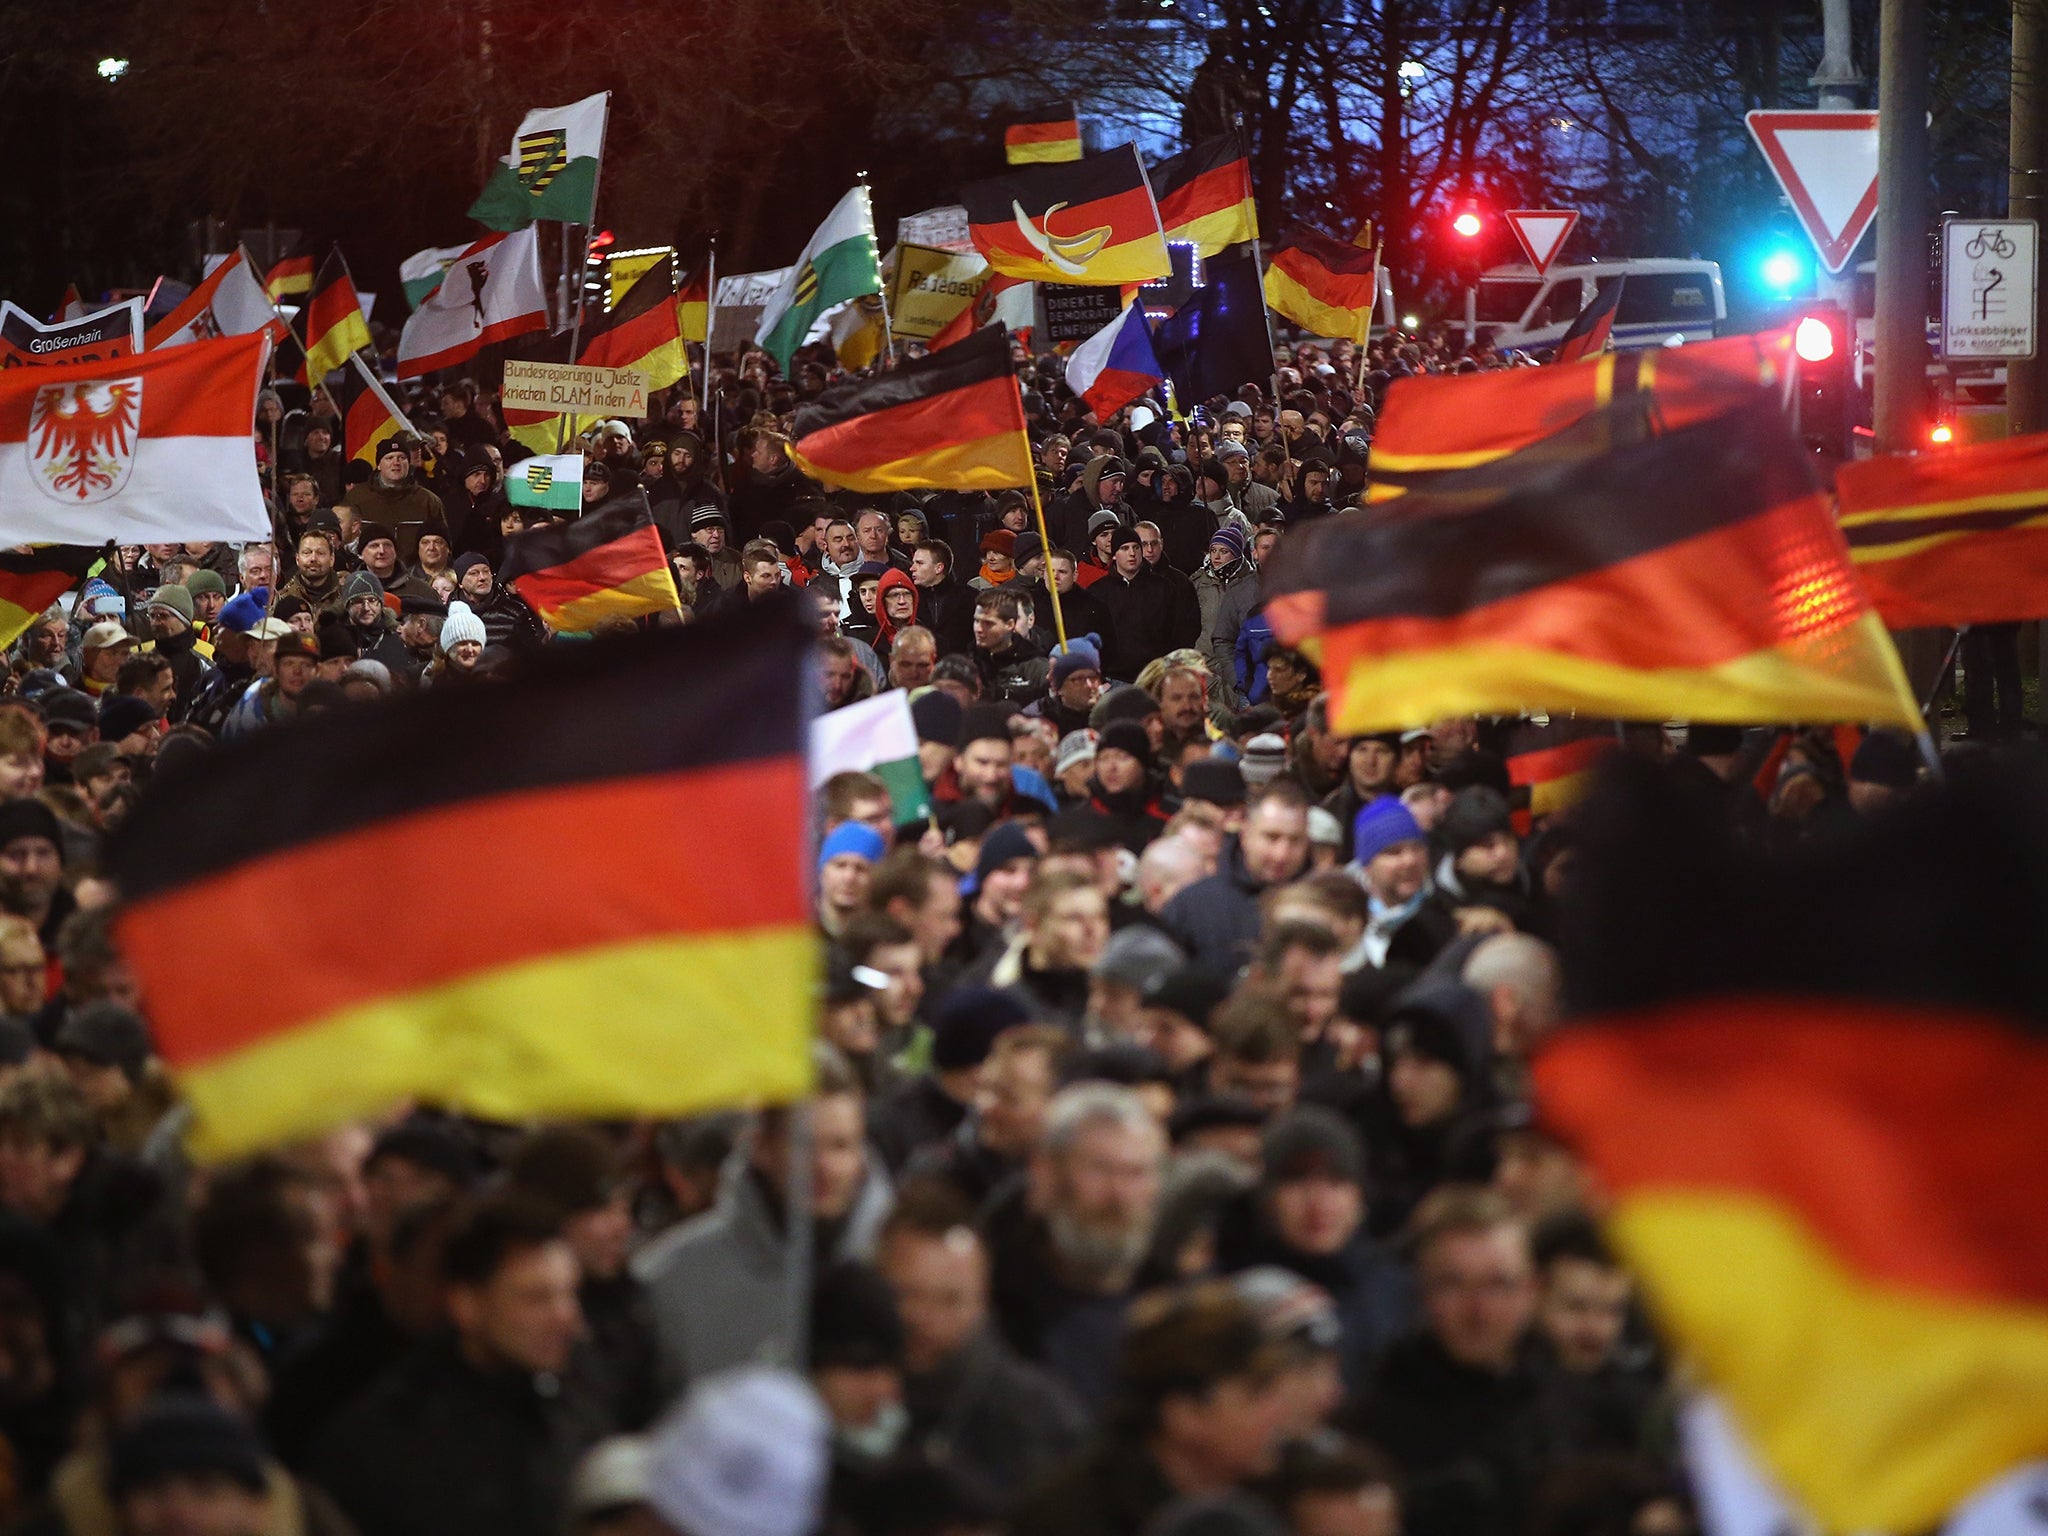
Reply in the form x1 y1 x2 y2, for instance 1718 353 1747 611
1233 114 1284 412
1019 414 1069 651
858 174 895 370
701 235 718 414
559 92 613 454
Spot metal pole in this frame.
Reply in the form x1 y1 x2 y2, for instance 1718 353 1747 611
701 237 718 414
1464 284 1477 350
1874 0 1930 453
1812 0 1864 322
2011 0 2048 437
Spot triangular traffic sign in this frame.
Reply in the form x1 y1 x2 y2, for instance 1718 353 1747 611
1505 209 1579 275
1745 110 1880 274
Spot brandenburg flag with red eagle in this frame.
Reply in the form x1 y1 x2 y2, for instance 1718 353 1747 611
0 331 272 546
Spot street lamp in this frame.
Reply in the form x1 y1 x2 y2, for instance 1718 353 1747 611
97 57 128 81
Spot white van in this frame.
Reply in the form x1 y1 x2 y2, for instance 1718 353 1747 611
1475 259 1726 353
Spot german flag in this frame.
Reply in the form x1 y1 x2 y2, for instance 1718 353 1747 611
1835 432 2048 629
104 603 817 1161
499 502 682 631
1555 276 1623 363
1366 330 1793 502
505 256 688 454
300 247 372 384
1263 227 1377 343
789 324 1032 493
678 255 711 345
1005 103 1082 165
961 145 1171 286
1152 134 1259 256
335 354 417 466
1536 755 2048 1534
0 547 94 651
264 254 313 302
1504 717 1618 834
1264 394 1923 733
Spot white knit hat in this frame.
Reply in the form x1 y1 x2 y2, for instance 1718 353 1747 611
440 601 487 651
647 1367 828 1536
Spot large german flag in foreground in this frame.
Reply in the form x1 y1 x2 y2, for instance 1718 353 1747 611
1265 395 1922 733
1263 226 1377 343
300 247 372 384
0 547 95 651
1537 758 2048 1534
335 354 417 466
1835 432 2048 629
962 145 1171 286
499 503 682 631
1366 330 1792 502
105 603 816 1160
506 255 689 454
1005 103 1082 165
1152 134 1258 256
789 325 1031 492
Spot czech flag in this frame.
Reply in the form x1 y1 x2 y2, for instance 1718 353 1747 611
1064 300 1165 421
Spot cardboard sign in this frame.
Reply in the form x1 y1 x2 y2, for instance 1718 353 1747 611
890 245 989 339
502 359 649 416
0 298 144 368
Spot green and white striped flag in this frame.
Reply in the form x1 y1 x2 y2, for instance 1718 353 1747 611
399 245 470 310
810 689 930 826
755 186 883 373
468 92 609 231
505 454 584 511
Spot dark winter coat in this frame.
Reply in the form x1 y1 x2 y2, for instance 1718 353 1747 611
905 1329 1089 1503
981 1178 1135 1411
1158 835 1287 971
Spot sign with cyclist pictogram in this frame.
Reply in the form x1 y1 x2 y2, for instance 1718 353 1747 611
1942 219 2037 360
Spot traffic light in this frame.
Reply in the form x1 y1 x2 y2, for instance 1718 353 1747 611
1451 201 1484 240
1791 302 1850 459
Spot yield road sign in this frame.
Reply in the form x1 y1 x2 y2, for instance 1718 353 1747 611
1505 210 1578 276
1745 111 1880 274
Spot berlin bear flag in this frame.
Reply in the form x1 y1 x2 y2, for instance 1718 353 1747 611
0 330 271 545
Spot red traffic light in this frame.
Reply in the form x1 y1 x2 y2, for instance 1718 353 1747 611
1930 421 1954 445
1452 207 1483 239
1794 315 1836 363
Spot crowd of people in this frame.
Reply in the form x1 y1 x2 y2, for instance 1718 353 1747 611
0 316 1938 1536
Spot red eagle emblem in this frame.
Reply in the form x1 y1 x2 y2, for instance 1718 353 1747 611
28 378 143 504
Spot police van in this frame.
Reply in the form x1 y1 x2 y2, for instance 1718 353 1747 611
1474 259 1726 353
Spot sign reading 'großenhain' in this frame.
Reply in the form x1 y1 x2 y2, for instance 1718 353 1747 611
501 360 649 416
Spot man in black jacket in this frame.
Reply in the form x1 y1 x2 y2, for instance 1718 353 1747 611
1344 1187 1561 1536
310 1192 613 1536
1094 527 1197 683
911 540 975 658
875 1185 1088 1502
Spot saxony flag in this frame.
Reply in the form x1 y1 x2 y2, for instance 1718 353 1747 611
506 453 583 511
755 187 883 374
811 691 929 824
400 244 469 310
468 91 609 231
105 601 814 1160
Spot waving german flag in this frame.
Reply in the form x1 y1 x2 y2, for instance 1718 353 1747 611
678 254 710 344
1366 330 1793 502
1504 717 1618 834
1263 226 1377 343
1152 134 1258 256
299 247 372 385
506 255 689 453
106 603 817 1160
336 354 418 466
1538 756 2048 1535
1005 103 1082 165
0 547 95 651
962 145 1170 286
499 502 681 631
1835 432 2048 629
1265 394 1921 733
789 325 1031 492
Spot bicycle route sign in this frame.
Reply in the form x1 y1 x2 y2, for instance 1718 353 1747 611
1941 219 2037 360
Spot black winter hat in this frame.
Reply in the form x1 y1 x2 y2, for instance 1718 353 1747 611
1384 979 1492 1084
1180 758 1246 807
956 702 1013 750
1091 685 1161 728
910 688 964 747
0 798 62 855
108 1395 267 1497
1850 730 1921 791
1260 1106 1366 1187
929 987 1032 1071
53 1002 154 1083
809 1262 904 1371
1142 964 1234 1028
1438 785 1514 855
1096 719 1154 772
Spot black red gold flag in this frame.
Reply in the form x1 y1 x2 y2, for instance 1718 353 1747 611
105 602 817 1159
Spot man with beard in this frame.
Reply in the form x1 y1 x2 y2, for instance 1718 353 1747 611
984 1082 1165 1408
278 526 348 619
342 572 413 677
1149 662 1210 761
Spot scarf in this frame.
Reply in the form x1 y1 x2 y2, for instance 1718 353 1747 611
977 563 1015 586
